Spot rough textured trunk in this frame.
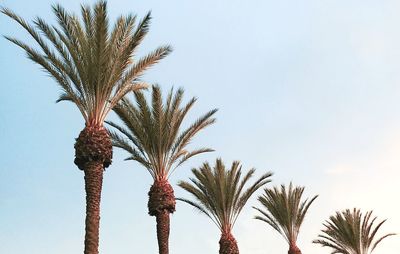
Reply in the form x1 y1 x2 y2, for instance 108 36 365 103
219 232 239 254
156 210 170 254
83 162 103 254
75 126 112 254
148 180 176 254
288 243 302 254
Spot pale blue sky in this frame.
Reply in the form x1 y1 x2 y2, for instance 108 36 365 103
0 0 399 253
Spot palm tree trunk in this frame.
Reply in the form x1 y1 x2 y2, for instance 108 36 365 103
219 232 239 254
288 243 302 254
75 126 112 254
156 210 170 254
83 161 104 254
148 180 176 254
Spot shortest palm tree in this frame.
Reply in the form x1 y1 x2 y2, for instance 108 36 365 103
253 183 318 254
178 159 273 254
313 208 395 254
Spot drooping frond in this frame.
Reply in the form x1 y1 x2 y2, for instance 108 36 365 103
1 1 171 126
106 85 217 180
253 183 318 245
178 159 273 234
313 208 395 254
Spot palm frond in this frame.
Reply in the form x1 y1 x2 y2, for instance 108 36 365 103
107 85 217 180
313 208 395 254
2 1 169 127
254 183 318 245
178 158 272 233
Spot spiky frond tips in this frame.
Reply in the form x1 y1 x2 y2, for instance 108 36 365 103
1 1 171 126
253 183 318 245
313 208 395 254
107 85 217 180
178 159 273 234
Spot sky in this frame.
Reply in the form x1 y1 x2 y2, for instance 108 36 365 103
0 0 399 253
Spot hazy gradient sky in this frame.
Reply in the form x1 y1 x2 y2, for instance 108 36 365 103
1 0 399 253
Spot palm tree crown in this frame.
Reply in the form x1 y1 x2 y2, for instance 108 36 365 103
254 183 317 253
2 1 171 127
313 208 395 254
107 85 217 181
178 159 272 254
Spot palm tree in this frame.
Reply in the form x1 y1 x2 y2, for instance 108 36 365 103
106 85 217 254
1 2 171 253
253 183 318 254
313 208 395 254
177 159 273 254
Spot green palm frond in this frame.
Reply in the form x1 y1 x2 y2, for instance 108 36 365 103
106 85 217 180
1 1 171 126
254 183 318 244
313 208 395 254
178 159 273 233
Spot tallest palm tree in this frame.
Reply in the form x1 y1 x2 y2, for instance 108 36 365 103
1 1 171 253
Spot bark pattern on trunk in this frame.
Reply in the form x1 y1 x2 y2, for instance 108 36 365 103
156 210 170 254
83 161 103 254
288 244 302 254
148 180 176 254
219 232 239 254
